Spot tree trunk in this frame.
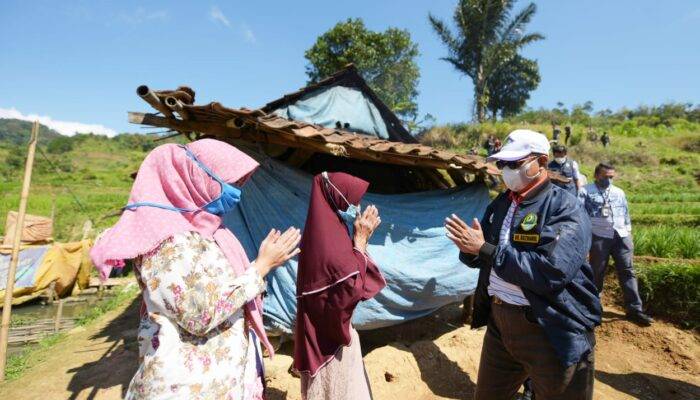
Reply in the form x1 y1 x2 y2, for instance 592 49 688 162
475 66 486 123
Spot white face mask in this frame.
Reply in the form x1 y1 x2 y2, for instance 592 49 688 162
554 157 567 164
502 158 541 192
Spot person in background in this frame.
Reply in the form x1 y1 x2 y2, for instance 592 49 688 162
485 134 497 155
552 123 561 143
601 131 610 147
564 125 572 145
446 129 600 400
579 163 653 326
548 145 581 196
294 172 385 400
493 137 503 153
90 139 302 399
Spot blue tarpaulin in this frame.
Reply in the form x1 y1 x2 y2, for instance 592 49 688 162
223 155 490 334
272 86 390 139
0 246 50 291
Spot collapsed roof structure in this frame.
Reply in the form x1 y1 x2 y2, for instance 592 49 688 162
129 65 493 335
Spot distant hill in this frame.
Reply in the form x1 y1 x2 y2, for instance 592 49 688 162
0 118 62 145
0 120 183 241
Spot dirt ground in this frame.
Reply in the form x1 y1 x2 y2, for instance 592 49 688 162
1 297 698 400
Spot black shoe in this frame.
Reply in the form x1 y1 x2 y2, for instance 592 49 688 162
626 311 653 326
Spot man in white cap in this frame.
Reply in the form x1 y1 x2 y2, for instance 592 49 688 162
445 129 601 399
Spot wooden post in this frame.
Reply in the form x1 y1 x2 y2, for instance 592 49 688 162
54 300 64 333
0 120 39 381
47 281 57 304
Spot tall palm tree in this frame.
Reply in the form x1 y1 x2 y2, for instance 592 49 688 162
429 0 544 122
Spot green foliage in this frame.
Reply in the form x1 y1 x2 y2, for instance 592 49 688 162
486 55 540 118
5 332 66 381
512 102 700 132
628 193 700 203
0 119 61 145
630 202 700 215
4 284 139 381
633 226 700 259
304 18 420 120
634 262 700 329
75 284 139 326
0 120 181 241
9 314 40 327
46 136 74 154
429 0 543 121
632 214 700 228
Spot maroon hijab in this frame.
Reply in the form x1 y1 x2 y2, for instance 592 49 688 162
293 172 386 376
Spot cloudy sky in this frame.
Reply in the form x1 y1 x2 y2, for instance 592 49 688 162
1 0 699 136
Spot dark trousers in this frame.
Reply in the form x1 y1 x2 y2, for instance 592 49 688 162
475 301 595 400
589 233 643 313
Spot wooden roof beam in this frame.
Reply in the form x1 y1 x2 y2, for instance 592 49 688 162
128 112 489 175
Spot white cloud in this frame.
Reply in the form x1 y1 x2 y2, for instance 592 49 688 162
210 6 231 27
0 107 118 137
242 23 256 43
118 7 168 24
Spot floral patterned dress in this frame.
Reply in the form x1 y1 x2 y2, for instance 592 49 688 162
126 231 266 400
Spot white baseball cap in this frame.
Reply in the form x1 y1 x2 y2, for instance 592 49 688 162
488 129 550 161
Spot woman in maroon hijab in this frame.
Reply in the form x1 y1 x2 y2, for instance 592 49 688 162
294 172 386 400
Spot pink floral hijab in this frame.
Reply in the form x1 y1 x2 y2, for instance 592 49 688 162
90 138 274 356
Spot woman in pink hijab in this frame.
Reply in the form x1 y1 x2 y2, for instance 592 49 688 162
90 138 300 400
294 172 385 400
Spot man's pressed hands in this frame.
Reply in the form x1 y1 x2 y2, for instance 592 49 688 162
445 214 486 255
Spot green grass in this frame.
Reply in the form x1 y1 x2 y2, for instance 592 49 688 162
3 284 139 381
633 226 700 259
9 314 40 327
75 283 139 326
0 132 182 241
628 193 700 203
630 202 700 215
5 332 66 381
632 214 700 227
613 262 700 329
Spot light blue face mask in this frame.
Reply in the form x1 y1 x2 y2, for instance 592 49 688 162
322 171 359 224
125 145 242 216
338 204 360 224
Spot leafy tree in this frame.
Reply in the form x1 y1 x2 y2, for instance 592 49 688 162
429 0 543 122
305 18 421 121
486 55 540 118
47 136 74 154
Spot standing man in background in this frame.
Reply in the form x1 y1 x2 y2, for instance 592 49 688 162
564 125 572 145
447 129 600 400
579 163 653 326
601 131 610 147
548 145 581 196
552 123 561 143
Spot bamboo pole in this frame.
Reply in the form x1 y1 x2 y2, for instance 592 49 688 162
0 120 39 381
54 300 64 333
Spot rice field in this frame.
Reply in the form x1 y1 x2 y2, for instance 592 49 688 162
626 188 700 259
630 202 700 215
633 226 700 259
627 193 700 203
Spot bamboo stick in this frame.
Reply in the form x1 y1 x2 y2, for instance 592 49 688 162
0 120 39 381
136 85 174 118
54 300 64 333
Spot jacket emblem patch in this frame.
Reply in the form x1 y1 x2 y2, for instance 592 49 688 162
513 233 540 244
520 213 538 231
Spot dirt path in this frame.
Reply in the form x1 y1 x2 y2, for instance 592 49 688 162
1 298 698 400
